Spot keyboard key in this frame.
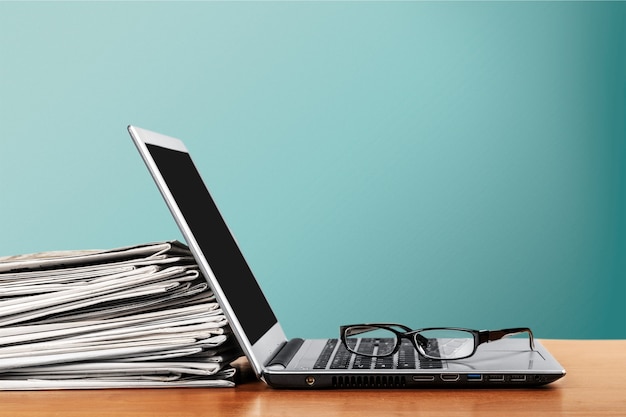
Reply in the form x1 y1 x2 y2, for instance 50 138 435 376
374 356 394 369
313 339 338 369
352 355 373 369
419 357 443 369
330 344 353 369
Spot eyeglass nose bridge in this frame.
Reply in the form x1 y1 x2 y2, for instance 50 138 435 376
407 331 453 359
411 333 430 355
368 330 437 359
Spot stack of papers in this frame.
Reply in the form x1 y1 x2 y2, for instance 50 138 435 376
0 241 241 389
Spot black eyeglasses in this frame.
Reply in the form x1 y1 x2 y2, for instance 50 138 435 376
340 323 535 360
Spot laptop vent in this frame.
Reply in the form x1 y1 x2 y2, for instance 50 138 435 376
332 375 407 389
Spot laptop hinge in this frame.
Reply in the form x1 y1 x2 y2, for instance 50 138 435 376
267 338 304 368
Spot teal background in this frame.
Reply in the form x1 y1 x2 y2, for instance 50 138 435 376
1 2 624 340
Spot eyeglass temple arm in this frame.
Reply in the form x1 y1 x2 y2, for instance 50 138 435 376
478 327 535 350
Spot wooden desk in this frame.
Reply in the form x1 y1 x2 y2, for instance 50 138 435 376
0 340 624 417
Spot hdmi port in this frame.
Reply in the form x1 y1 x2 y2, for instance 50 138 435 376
441 374 460 382
412 375 435 382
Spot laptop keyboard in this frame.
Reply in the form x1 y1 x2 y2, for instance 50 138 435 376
313 339 442 370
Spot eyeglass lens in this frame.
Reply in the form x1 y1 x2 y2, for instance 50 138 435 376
344 326 399 357
416 329 476 359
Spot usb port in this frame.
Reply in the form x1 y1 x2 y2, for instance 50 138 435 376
510 375 526 382
487 374 505 382
467 374 482 381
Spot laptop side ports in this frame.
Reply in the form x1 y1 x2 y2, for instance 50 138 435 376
412 375 435 382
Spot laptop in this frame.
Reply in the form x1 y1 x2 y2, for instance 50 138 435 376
128 125 566 388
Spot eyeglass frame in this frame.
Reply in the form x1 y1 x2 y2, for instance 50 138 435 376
339 323 536 360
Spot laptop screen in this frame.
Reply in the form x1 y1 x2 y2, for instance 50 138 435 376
145 143 278 344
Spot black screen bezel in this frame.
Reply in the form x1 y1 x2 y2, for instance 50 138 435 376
146 143 278 345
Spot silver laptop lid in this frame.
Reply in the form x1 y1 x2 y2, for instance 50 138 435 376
128 125 287 377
